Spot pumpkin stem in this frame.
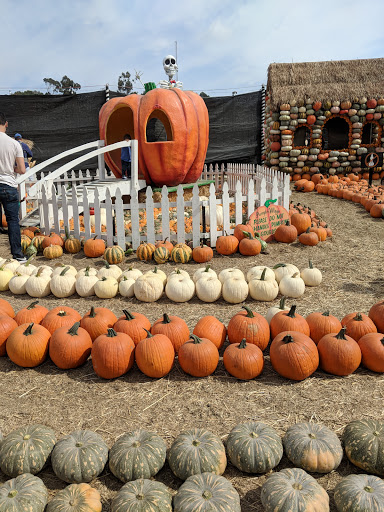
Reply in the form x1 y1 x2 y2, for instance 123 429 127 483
287 305 297 318
58 310 68 317
27 301 39 310
204 264 211 272
7 490 18 498
279 296 286 310
239 339 247 349
190 334 203 344
107 328 118 337
101 277 107 281
143 328 153 338
242 305 254 318
273 263 287 269
60 266 70 276
260 268 267 281
123 310 135 321
23 323 34 336
308 260 314 269
103 260 110 268
322 311 330 316
202 490 213 500
162 313 171 324
285 220 291 226
364 486 374 493
89 307 96 318
85 269 89 277
282 335 295 344
353 313 363 321
153 267 158 273
65 225 70 240
381 337 384 345
24 255 35 266
335 327 347 340
67 322 80 336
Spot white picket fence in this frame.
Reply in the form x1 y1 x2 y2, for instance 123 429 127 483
39 168 291 249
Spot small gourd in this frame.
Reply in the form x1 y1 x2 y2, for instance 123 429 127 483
301 260 322 286
118 275 135 298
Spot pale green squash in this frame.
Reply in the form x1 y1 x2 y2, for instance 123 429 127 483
111 479 172 512
334 474 384 512
0 473 48 512
343 419 384 476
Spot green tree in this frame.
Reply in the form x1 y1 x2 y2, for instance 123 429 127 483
200 92 210 98
12 90 45 95
118 71 133 95
43 75 81 95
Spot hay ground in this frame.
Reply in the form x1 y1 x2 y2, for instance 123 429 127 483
0 189 383 511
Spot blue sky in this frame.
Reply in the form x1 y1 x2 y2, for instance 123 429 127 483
2 0 384 97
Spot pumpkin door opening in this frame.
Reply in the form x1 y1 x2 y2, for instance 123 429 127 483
322 117 350 150
105 106 135 173
146 110 173 143
293 126 311 147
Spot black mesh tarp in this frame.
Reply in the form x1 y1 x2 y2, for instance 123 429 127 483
0 89 262 169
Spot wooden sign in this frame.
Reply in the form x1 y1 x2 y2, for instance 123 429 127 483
249 200 290 242
365 152 379 168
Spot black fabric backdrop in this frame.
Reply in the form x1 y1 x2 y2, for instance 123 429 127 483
0 90 262 170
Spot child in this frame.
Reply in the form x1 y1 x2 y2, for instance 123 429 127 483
121 134 131 180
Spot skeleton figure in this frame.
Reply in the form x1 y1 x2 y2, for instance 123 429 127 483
158 55 183 89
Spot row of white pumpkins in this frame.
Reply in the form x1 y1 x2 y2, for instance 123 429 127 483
0 258 322 303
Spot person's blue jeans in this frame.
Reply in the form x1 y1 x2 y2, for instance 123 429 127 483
0 184 24 259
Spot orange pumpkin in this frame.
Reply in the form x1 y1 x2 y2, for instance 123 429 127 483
49 322 93 369
92 328 135 379
150 313 189 353
83 236 106 258
248 200 290 242
135 330 175 378
193 316 227 350
223 339 264 380
6 322 51 367
0 315 18 356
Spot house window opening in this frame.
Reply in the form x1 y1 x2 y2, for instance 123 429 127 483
293 126 311 147
362 122 379 145
322 117 349 150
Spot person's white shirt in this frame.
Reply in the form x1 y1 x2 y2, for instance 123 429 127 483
0 132 24 188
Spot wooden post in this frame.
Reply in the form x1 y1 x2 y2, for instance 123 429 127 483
98 140 106 180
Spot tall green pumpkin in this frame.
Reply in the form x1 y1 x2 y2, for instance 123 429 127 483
283 422 343 473
0 424 56 477
109 430 166 483
110 479 172 512
260 468 329 512
343 419 384 476
174 472 241 512
0 473 48 512
168 428 227 480
334 474 384 512
46 483 102 512
226 421 283 473
51 430 109 483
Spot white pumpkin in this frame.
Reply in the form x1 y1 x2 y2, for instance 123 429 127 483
279 272 305 298
9 274 29 295
193 265 217 283
273 263 300 283
3 260 20 273
249 269 279 301
266 297 288 324
118 276 135 298
25 270 51 298
76 266 98 278
94 276 119 298
144 267 167 286
301 260 322 286
199 196 224 226
222 277 249 304
0 257 6 266
195 275 221 302
165 275 195 303
75 271 99 297
52 264 78 277
32 265 53 276
118 267 143 282
0 266 14 291
167 268 190 281
218 268 245 284
134 274 164 302
246 266 275 282
97 261 122 280
15 257 37 276
50 267 76 298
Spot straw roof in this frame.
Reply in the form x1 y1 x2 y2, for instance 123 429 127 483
267 58 384 108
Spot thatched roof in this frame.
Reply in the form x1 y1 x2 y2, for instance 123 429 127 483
267 58 384 108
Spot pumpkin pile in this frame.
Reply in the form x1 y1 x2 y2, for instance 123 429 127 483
0 418 383 511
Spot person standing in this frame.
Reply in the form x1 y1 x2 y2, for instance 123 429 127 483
121 134 131 180
14 133 33 174
0 112 27 262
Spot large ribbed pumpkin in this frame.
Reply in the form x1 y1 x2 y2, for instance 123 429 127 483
226 421 283 473
317 327 362 376
109 430 166 483
0 425 56 477
223 339 264 380
51 430 109 483
283 422 343 473
227 306 270 350
168 428 227 480
110 479 172 512
334 474 384 512
91 328 135 379
0 473 48 512
49 322 92 370
358 333 384 372
173 473 241 512
46 483 102 512
260 468 329 512
6 323 51 368
343 419 384 476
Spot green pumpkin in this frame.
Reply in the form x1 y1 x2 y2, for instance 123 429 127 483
343 419 384 476
261 468 329 512
153 247 170 264
0 473 48 512
0 424 56 477
334 474 384 512
168 428 227 481
103 245 125 264
51 430 108 483
174 472 241 512
111 479 172 512
226 421 283 473
46 483 102 512
25 241 38 259
170 246 192 264
109 430 166 483
283 422 343 473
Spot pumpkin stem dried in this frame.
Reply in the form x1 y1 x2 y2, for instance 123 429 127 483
287 305 297 318
190 334 203 344
242 305 254 318
282 335 295 344
27 301 39 310
353 313 363 321
239 339 247 349
322 311 330 316
204 264 211 272
123 310 135 321
103 260 110 268
308 260 314 269
60 266 70 276
335 327 347 340
68 322 80 336
89 307 96 318
260 268 267 281
162 313 171 324
107 328 118 337
273 263 287 269
7 490 18 498
143 328 153 338
279 296 286 310
23 323 34 336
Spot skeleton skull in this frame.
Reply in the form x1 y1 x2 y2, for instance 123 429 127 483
163 55 178 80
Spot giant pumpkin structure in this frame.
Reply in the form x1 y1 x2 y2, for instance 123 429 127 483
99 88 209 186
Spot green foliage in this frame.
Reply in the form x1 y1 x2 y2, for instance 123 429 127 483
12 90 45 96
43 75 81 95
118 71 133 95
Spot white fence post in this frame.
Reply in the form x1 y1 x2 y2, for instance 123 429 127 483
98 140 106 180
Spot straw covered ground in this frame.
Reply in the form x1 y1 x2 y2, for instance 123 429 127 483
0 189 383 511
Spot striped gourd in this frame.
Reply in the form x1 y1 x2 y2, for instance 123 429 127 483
170 244 192 264
174 473 241 512
261 468 329 511
51 430 108 484
65 237 82 254
21 238 31 254
111 479 172 512
0 424 57 477
109 430 166 483
46 483 102 512
136 242 155 261
32 236 46 253
343 419 384 475
103 245 125 264
0 473 48 512
283 422 343 473
153 246 170 264
334 474 384 512
226 421 283 473
168 428 226 480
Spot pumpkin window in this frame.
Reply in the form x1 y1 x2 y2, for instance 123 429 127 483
146 109 173 142
322 117 350 150
362 122 379 145
293 126 311 147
